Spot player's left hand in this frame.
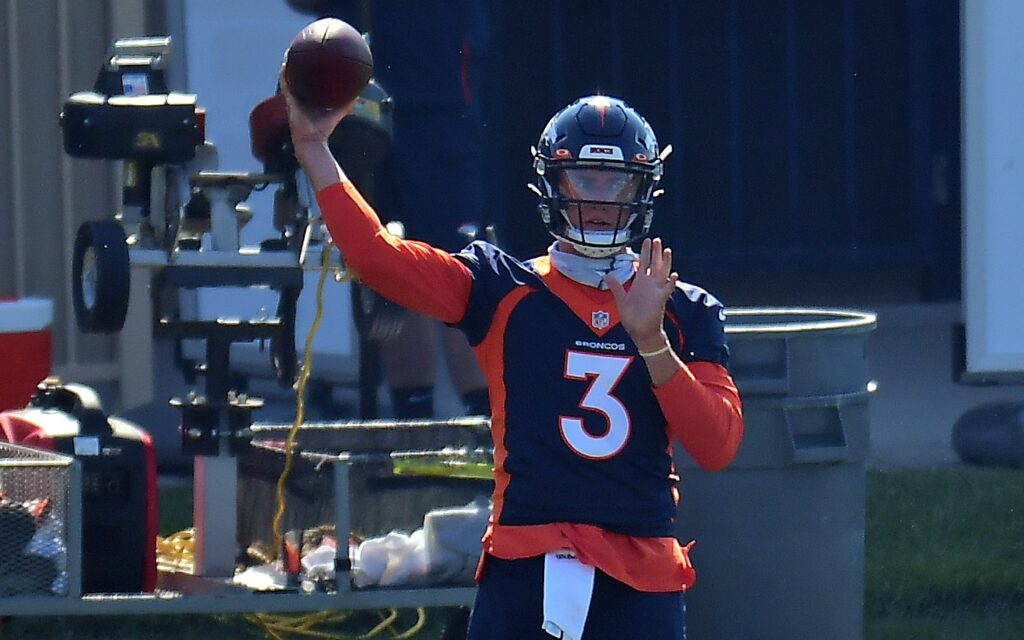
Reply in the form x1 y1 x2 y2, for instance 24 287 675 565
604 237 678 352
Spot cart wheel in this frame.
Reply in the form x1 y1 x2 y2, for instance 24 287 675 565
351 281 406 342
271 287 299 388
72 220 130 333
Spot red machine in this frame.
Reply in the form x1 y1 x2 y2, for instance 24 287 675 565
0 380 157 593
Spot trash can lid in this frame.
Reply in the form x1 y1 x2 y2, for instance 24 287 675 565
725 307 876 337
0 298 54 333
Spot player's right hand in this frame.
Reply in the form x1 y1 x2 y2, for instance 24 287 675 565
279 67 355 150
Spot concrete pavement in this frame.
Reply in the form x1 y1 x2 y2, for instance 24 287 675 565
866 303 1024 468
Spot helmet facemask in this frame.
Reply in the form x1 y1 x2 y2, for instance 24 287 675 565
557 166 650 257
536 158 661 258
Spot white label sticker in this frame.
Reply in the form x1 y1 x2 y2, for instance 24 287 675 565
579 144 624 160
73 436 100 456
121 73 150 96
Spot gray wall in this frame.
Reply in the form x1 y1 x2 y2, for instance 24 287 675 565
1 0 163 380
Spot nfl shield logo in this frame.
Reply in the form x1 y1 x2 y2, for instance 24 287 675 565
591 310 610 330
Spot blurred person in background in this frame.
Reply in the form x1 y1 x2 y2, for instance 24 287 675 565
289 0 492 419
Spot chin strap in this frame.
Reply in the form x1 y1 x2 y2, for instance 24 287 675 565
557 206 638 258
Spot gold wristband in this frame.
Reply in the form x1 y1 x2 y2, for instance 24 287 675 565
637 343 672 358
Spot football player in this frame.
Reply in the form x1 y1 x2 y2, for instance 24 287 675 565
285 83 744 640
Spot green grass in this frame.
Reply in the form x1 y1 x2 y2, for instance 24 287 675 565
5 614 270 640
4 607 452 640
158 482 193 535
866 612 1024 640
865 467 1024 638
5 467 1024 638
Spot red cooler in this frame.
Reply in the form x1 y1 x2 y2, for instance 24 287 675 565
0 381 158 593
0 298 53 412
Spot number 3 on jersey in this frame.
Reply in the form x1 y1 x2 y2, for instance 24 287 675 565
560 351 633 459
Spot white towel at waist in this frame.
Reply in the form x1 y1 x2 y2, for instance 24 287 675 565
542 549 596 640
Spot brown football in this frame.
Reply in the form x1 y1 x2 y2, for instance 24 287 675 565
284 18 372 110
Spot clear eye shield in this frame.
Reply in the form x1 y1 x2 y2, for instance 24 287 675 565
557 168 643 204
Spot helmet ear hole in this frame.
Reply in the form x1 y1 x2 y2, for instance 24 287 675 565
642 209 654 235
538 203 551 225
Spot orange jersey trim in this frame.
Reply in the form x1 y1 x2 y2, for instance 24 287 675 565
473 286 533 526
532 256 626 338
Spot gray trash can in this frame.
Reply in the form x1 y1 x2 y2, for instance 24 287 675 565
676 308 876 640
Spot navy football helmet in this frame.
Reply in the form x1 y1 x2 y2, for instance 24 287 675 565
532 95 666 257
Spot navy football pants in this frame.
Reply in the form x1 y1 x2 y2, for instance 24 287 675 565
466 555 686 640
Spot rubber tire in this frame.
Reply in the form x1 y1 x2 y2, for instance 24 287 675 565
351 281 406 343
271 287 299 388
72 220 130 333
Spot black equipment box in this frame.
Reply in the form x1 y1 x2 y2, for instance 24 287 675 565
0 382 158 593
61 92 202 163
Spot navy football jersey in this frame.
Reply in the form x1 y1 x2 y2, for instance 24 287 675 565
452 242 728 538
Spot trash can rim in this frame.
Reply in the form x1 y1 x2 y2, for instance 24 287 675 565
724 307 877 335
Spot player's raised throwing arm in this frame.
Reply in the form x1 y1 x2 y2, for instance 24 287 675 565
283 73 473 324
